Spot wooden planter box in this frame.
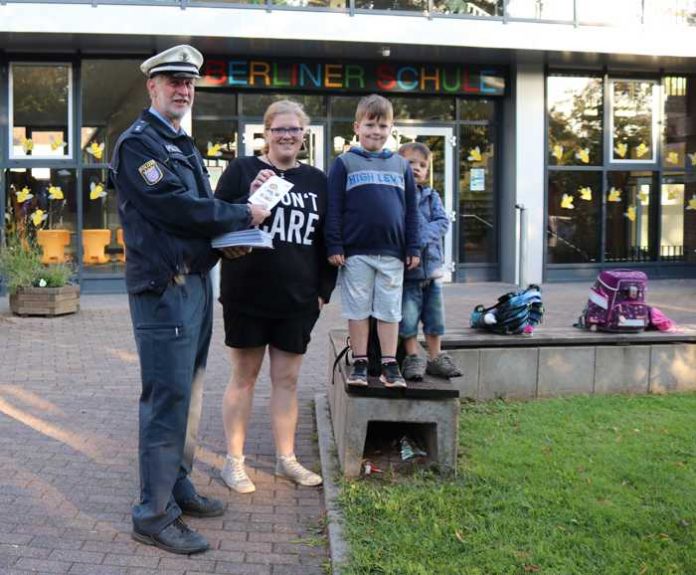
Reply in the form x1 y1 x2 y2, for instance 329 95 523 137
9 285 80 317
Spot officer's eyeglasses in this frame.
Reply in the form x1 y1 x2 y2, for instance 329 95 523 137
268 127 303 136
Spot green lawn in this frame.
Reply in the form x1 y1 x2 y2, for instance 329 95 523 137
338 394 696 575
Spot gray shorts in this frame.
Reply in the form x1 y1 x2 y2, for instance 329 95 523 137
339 255 404 323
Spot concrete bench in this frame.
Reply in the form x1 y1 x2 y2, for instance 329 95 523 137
441 326 696 401
327 331 459 478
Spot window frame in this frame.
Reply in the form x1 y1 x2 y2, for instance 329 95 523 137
607 78 660 166
8 61 74 161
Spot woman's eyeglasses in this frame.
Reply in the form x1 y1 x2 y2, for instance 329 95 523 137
268 127 304 136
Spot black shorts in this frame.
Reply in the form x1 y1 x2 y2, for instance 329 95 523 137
222 307 320 355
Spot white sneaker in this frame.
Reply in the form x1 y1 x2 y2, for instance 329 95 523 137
275 454 323 487
221 455 256 494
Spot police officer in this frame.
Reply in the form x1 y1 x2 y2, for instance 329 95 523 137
110 45 270 555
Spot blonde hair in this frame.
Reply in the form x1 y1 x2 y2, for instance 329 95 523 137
263 99 310 130
262 100 310 154
355 94 393 123
398 142 432 159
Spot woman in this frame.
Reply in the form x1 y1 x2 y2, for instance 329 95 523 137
215 100 337 493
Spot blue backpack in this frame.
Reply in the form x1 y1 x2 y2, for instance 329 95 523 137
470 285 545 335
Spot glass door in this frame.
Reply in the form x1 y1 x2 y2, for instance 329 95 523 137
391 125 456 282
243 124 326 171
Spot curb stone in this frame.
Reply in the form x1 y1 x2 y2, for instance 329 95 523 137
315 392 349 575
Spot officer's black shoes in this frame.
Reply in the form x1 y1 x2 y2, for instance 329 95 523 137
178 493 225 518
132 517 209 555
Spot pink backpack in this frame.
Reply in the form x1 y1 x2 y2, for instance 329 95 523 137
578 270 649 333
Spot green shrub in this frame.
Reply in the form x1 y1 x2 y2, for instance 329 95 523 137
0 233 73 294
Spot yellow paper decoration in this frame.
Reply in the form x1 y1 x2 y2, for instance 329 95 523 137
89 182 107 200
625 206 637 222
579 187 593 201
575 148 590 164
50 137 67 151
614 142 628 158
207 142 223 157
666 151 679 165
16 187 33 203
688 152 696 166
86 142 105 160
21 138 34 153
667 188 677 201
467 147 482 162
30 209 47 227
635 142 649 158
560 194 575 210
638 191 649 205
608 187 622 202
686 195 696 210
552 144 564 162
48 185 64 200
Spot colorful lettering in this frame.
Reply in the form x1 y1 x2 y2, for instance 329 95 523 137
249 61 271 87
324 64 343 89
462 70 480 94
228 61 248 86
396 66 418 91
299 63 322 88
376 65 396 90
420 66 440 91
272 62 291 87
344 65 365 89
441 68 460 92
203 60 227 85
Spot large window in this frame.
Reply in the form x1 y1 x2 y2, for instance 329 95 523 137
548 75 603 167
4 168 78 265
605 171 653 262
610 80 658 163
10 63 72 160
81 60 147 167
547 72 696 267
193 91 238 188
547 171 601 263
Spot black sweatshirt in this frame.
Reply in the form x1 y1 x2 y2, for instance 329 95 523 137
214 156 337 318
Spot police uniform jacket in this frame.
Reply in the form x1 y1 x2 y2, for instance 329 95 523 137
111 109 250 294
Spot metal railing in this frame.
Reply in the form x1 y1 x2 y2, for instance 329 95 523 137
1 0 694 27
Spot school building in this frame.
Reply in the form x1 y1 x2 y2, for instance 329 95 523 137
1 0 695 292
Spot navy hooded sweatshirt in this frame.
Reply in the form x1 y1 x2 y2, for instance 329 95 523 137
325 147 420 261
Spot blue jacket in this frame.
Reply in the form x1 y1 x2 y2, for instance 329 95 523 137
110 110 251 294
325 147 420 261
405 186 449 281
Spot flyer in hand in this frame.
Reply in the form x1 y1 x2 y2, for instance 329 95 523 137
211 228 274 250
248 175 294 210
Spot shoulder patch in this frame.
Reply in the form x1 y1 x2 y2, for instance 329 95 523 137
133 121 148 134
138 160 164 186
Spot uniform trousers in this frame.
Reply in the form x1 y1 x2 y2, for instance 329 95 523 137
128 273 212 535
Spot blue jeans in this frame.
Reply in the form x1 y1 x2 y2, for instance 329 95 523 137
399 278 445 339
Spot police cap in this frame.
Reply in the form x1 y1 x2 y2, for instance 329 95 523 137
140 45 203 79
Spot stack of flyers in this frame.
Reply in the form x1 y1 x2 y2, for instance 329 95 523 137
248 175 294 210
211 228 274 250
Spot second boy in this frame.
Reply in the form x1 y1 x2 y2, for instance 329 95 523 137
325 94 420 388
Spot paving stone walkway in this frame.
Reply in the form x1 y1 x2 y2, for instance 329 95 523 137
0 279 694 573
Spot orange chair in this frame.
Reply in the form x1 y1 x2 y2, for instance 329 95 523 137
82 229 111 265
116 228 126 263
36 229 71 264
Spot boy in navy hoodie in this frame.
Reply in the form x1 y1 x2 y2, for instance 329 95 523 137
325 94 420 388
398 142 462 381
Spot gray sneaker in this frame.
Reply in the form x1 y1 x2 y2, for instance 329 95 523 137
401 354 427 381
426 353 462 378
